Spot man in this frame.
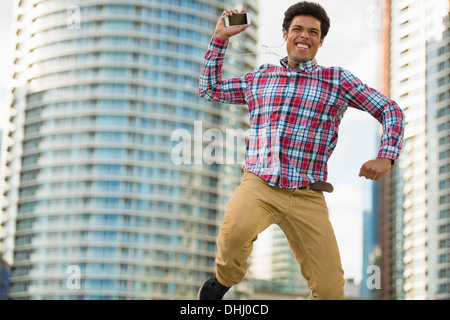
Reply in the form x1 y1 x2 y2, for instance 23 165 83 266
197 2 405 300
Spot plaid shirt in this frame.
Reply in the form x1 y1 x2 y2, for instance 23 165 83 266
199 36 405 188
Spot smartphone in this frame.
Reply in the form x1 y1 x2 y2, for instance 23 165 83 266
224 12 251 27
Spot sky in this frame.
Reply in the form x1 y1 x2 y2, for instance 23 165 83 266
0 0 384 284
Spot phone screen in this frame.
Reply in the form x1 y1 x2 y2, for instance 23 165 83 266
228 13 248 26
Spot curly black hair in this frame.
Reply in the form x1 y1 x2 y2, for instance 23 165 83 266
282 1 330 39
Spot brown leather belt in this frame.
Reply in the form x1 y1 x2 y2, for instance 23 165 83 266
299 181 334 193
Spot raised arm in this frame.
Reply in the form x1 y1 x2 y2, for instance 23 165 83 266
198 9 252 105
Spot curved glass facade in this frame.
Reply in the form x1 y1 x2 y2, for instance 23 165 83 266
1 0 258 299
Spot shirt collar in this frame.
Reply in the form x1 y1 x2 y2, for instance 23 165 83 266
280 57 317 72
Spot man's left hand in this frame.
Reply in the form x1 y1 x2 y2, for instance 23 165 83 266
359 158 392 181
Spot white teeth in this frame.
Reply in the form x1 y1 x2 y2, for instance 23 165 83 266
296 43 309 49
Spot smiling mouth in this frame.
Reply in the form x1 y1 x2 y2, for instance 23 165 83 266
296 43 310 49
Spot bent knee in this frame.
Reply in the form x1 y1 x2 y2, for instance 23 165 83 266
217 232 255 257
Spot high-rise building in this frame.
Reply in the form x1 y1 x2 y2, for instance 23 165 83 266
249 224 309 294
0 0 258 299
0 130 9 300
0 256 9 300
361 208 379 299
376 0 449 300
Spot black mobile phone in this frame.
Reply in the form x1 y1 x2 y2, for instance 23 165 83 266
224 12 251 27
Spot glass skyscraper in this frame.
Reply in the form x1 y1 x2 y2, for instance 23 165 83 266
0 130 9 300
0 0 258 299
376 0 449 299
249 224 309 295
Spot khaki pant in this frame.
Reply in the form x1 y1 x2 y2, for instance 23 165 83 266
216 172 345 300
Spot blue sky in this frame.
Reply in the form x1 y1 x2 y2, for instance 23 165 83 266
0 0 383 284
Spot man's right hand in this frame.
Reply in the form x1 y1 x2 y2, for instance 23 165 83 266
215 9 250 40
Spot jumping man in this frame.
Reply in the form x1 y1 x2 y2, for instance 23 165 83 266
197 2 405 300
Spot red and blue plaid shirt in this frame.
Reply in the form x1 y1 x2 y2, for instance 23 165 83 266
199 36 405 188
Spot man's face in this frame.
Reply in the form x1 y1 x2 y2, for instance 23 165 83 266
283 15 324 68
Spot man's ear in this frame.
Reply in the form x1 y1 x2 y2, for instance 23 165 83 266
283 30 287 41
319 38 324 47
